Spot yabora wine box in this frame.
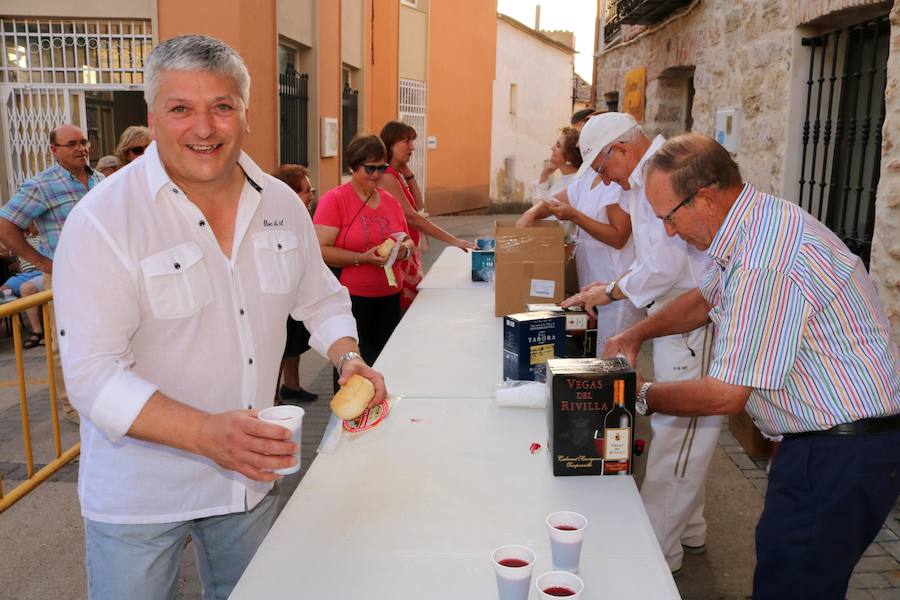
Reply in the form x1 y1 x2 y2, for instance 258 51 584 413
546 358 636 476
503 311 566 381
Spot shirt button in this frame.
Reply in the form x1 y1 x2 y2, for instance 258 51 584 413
239 308 245 315
173 188 180 194
174 263 181 270
248 358 253 365
60 329 65 336
199 220 206 227
277 243 282 250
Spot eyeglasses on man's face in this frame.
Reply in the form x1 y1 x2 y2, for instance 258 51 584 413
661 182 716 226
360 163 389 175
592 146 614 176
54 139 91 149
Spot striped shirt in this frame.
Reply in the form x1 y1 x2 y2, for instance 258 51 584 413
700 184 900 435
0 164 103 259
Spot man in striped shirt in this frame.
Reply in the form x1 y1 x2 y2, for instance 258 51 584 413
607 132 900 598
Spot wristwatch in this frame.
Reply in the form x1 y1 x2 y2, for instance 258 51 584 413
604 280 618 302
635 382 652 415
338 351 363 374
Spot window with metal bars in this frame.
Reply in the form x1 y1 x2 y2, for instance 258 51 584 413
798 15 888 268
279 65 309 167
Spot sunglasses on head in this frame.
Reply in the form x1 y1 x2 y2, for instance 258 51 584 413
360 163 389 175
129 146 146 156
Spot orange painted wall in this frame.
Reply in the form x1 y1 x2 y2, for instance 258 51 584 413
426 0 497 214
156 0 278 173
318 2 343 192
367 0 400 135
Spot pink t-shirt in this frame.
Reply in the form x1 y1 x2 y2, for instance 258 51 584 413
313 182 411 297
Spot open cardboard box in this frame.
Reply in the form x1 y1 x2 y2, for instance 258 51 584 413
494 220 565 317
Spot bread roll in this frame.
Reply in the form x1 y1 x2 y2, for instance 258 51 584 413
330 374 375 420
376 238 396 257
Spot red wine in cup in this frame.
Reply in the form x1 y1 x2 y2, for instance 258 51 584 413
543 586 575 597
554 524 578 531
498 558 529 568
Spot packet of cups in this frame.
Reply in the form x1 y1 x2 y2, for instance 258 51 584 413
493 380 547 409
317 396 397 454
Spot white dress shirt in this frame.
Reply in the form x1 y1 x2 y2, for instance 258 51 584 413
53 142 357 524
615 135 710 308
567 174 646 347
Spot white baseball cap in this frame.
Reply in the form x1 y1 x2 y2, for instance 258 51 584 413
575 112 638 179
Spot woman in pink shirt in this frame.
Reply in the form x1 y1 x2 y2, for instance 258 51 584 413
314 135 415 378
379 121 475 310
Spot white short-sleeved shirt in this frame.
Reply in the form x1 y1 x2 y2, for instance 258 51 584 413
567 174 646 345
616 135 710 307
53 142 357 523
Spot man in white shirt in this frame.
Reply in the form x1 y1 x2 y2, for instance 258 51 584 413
561 113 719 575
53 35 385 600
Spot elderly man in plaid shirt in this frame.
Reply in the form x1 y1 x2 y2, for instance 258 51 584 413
0 123 104 418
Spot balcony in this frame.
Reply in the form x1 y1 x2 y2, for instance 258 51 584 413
606 0 694 31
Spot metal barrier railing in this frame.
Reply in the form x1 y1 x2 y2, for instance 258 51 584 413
0 289 80 513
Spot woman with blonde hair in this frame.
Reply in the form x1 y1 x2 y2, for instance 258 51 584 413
114 125 151 166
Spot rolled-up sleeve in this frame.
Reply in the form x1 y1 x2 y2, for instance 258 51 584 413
290 210 357 356
53 207 158 442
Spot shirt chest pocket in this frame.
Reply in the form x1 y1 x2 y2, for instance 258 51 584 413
252 230 300 294
140 242 213 319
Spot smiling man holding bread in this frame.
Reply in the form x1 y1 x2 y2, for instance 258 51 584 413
52 35 385 600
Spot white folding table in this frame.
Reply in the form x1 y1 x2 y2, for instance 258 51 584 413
232 398 679 599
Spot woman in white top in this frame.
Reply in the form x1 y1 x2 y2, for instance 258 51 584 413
517 172 645 351
531 127 581 205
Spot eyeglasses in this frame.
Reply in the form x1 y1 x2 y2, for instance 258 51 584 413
592 146 614 176
54 139 90 149
359 163 389 175
128 146 146 156
661 182 716 226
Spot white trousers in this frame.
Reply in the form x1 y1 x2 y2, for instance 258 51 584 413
641 309 722 571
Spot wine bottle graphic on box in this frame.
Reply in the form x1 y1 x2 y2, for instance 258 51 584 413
603 379 631 475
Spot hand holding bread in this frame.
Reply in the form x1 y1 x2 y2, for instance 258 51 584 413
330 374 376 421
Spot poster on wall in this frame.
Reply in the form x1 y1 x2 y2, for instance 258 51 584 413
623 67 646 124
321 117 339 158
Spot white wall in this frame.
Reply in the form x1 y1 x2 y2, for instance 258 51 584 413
490 19 573 203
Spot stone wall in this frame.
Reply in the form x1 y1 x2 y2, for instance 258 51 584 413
870 2 900 340
598 0 795 197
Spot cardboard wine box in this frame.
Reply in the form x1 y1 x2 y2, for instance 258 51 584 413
471 239 495 282
546 358 636 476
494 221 565 316
503 311 566 381
525 304 597 358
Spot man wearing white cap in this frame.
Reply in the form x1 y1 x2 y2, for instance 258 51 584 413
562 112 716 575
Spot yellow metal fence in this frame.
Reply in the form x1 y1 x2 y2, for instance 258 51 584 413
0 290 80 512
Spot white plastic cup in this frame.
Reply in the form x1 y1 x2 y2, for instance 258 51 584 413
535 571 584 599
491 545 536 600
257 405 304 475
546 511 588 573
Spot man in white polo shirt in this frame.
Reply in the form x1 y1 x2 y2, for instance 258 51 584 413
53 35 384 600
562 113 715 575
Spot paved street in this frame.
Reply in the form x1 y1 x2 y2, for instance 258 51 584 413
0 215 898 599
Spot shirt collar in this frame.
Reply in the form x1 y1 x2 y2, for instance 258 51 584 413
142 141 268 202
707 183 757 267
52 162 99 181
628 134 666 190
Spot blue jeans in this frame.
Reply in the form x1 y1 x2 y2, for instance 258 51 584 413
84 491 279 600
754 428 900 599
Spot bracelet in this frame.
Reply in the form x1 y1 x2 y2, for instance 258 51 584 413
404 173 415 181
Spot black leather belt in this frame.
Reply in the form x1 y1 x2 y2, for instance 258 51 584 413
783 413 900 440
